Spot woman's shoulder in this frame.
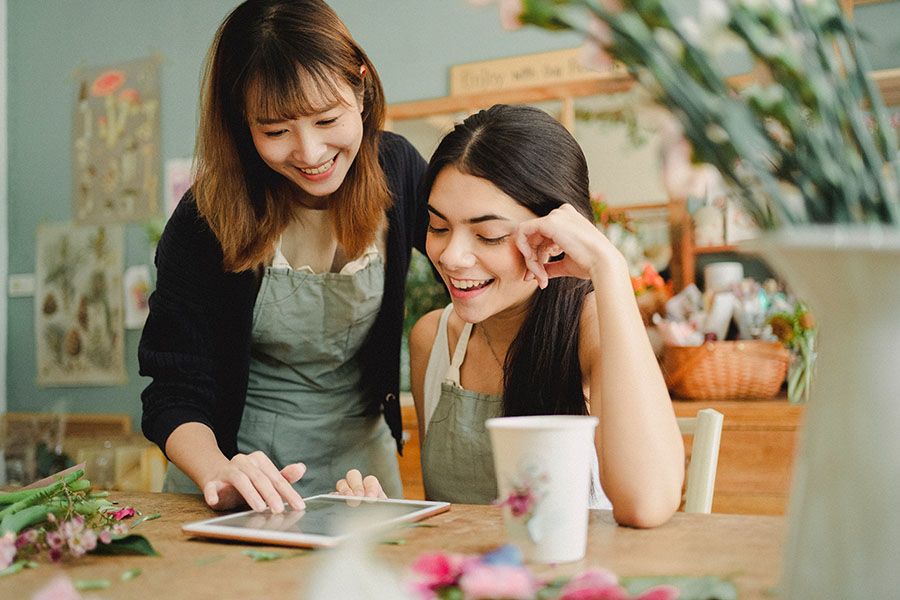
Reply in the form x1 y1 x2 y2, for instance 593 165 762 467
410 307 446 354
157 188 225 270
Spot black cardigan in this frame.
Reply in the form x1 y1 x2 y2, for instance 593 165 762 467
139 132 427 459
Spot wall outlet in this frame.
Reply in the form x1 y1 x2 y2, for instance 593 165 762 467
8 274 35 297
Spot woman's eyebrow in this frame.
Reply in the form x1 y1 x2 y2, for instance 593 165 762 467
427 205 510 224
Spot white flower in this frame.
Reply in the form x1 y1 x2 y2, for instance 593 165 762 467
699 0 730 29
499 0 525 31
0 532 16 570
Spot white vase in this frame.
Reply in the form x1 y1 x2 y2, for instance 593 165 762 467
746 227 900 598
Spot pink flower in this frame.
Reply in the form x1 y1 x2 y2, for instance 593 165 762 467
579 39 616 73
16 528 38 550
99 529 113 545
411 552 467 591
0 532 17 570
501 489 535 517
45 531 65 550
559 569 626 600
499 0 524 31
32 575 83 600
458 564 538 600
635 586 680 600
113 506 136 520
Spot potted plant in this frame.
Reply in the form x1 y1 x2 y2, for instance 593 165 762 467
474 1 900 597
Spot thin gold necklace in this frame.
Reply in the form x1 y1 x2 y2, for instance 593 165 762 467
479 323 505 370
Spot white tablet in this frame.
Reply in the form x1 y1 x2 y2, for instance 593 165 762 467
182 494 450 548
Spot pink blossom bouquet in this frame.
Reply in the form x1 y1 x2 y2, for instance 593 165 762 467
0 469 157 576
408 544 729 599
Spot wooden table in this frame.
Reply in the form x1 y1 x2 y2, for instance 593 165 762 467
1 493 785 599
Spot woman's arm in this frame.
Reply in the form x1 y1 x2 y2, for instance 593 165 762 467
515 205 684 528
140 195 305 513
166 423 306 512
581 265 684 528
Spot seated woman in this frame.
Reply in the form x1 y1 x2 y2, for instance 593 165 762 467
338 104 684 527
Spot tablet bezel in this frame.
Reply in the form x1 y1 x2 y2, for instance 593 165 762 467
181 494 451 548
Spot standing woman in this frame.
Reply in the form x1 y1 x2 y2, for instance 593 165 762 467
139 0 427 513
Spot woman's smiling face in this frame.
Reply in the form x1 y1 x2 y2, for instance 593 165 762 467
247 75 364 201
426 166 540 324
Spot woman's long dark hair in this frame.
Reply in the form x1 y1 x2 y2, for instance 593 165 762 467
422 105 595 417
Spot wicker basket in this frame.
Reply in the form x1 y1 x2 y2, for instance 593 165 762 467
661 340 789 400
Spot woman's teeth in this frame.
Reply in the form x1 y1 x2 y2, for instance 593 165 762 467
299 157 335 175
450 278 493 290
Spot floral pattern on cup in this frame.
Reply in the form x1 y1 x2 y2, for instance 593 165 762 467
497 463 549 543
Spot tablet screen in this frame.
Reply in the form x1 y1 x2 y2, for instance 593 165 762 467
182 494 450 547
215 496 437 536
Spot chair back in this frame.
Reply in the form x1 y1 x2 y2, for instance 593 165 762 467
677 408 724 513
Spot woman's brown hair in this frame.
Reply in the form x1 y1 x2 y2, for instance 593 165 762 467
194 0 391 272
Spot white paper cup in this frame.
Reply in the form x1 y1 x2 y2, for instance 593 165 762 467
486 415 599 563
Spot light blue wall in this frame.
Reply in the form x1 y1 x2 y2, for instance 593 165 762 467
4 1 580 426
5 1 900 426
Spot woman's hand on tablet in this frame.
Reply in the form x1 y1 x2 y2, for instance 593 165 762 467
335 469 387 499
202 451 307 513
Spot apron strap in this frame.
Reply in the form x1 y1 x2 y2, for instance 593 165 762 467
447 320 473 386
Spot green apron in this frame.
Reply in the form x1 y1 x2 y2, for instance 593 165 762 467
421 381 503 504
420 308 609 508
163 242 402 498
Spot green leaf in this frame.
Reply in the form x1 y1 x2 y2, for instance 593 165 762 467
74 579 112 591
620 575 737 600
242 549 284 562
0 560 38 577
121 567 142 581
130 513 161 529
379 538 406 545
92 533 159 557
436 586 465 600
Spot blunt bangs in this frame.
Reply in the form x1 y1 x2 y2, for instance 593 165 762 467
243 55 360 125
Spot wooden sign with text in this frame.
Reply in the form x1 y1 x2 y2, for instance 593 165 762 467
449 48 622 96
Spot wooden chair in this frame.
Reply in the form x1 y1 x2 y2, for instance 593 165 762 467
678 408 724 513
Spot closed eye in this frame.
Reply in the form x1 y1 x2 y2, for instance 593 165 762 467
317 117 339 126
478 234 509 245
263 129 288 138
427 224 448 234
